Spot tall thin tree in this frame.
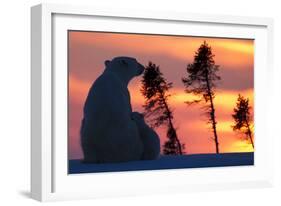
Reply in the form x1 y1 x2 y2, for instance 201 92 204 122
182 41 221 153
232 94 254 149
141 62 184 155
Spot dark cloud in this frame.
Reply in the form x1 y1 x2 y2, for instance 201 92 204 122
69 41 253 93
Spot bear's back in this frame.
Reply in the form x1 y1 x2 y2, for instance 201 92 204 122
81 70 143 163
83 71 132 125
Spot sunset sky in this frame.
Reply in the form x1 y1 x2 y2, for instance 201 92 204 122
68 31 254 160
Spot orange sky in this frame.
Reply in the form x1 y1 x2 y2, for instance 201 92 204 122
68 31 254 159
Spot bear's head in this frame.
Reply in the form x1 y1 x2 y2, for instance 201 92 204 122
104 56 145 86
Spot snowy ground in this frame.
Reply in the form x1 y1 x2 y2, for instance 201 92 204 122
69 152 254 174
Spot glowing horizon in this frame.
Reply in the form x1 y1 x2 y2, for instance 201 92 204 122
68 31 254 159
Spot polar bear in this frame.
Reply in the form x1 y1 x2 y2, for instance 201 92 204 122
80 56 160 163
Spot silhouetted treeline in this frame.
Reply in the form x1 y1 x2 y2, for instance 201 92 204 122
139 41 254 155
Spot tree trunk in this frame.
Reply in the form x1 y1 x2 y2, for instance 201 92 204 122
209 98 219 154
168 118 183 155
161 94 183 155
246 121 254 149
206 76 219 154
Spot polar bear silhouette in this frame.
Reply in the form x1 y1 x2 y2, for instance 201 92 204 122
80 56 160 163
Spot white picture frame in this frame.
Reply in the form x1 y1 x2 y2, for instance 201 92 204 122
31 3 274 202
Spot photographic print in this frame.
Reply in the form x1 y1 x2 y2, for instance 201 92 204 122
68 31 254 174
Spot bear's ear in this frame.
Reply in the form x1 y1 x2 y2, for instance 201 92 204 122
104 60 111 67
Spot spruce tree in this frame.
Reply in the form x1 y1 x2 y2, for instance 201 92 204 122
141 62 184 155
232 94 254 149
182 41 221 153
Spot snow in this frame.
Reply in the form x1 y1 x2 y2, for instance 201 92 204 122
69 152 254 174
